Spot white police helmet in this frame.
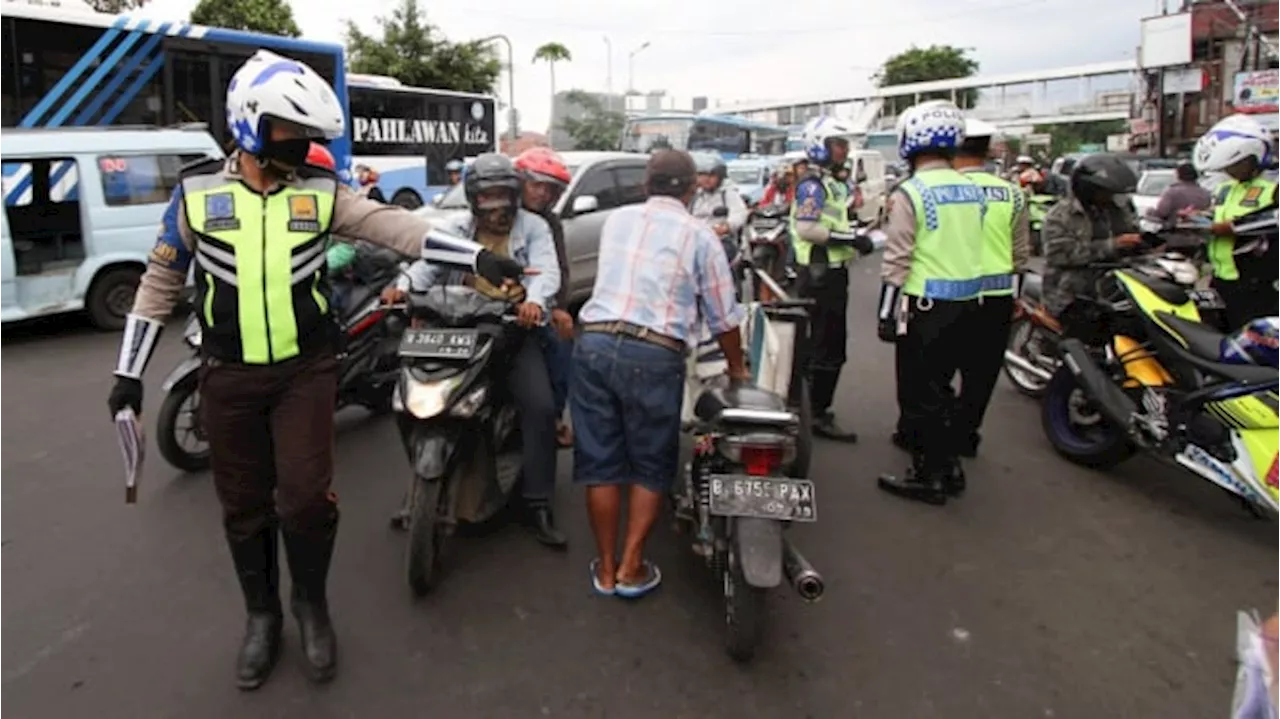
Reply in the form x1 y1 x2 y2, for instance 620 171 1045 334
895 100 966 161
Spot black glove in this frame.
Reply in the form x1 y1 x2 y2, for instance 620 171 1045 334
829 230 875 256
108 376 143 419
877 317 898 343
474 249 524 287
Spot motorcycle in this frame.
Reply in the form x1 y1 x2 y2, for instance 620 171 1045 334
1003 245 1221 399
744 205 790 282
385 286 524 596
156 252 407 472
1039 258 1278 517
673 376 823 662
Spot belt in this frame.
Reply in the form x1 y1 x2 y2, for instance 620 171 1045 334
581 321 685 354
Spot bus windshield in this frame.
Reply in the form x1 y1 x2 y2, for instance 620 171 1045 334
621 118 695 154
347 82 497 209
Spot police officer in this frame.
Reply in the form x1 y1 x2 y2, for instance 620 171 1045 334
791 115 875 441
951 118 1031 459
876 100 986 505
105 50 523 690
1193 113 1279 329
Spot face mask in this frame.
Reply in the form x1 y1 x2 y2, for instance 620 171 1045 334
259 137 312 174
479 206 516 234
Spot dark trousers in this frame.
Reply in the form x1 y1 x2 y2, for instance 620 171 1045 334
953 295 1014 442
537 324 573 417
796 263 849 414
200 351 340 544
1213 276 1278 331
895 297 982 474
507 334 558 503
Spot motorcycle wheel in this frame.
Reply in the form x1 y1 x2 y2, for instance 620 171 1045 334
723 541 766 663
156 380 211 473
406 477 447 596
1003 318 1053 398
1040 366 1134 469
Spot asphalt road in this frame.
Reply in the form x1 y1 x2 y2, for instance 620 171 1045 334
3 263 1276 719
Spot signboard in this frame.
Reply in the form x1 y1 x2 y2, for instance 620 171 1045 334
1162 67 1205 95
1233 70 1279 114
1022 133 1052 146
1106 134 1130 152
1140 12 1192 68
1077 143 1105 153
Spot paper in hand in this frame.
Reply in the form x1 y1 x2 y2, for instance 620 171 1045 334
114 408 145 504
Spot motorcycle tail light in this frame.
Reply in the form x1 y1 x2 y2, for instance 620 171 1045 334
741 445 783 476
718 433 796 475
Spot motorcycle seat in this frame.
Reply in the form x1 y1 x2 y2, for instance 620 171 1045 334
694 383 788 422
1127 271 1190 306
1153 311 1278 384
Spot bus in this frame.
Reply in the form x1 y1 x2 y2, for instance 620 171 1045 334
347 74 496 209
620 113 788 159
1 0 354 205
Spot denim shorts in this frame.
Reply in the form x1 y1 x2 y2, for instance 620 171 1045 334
569 331 686 494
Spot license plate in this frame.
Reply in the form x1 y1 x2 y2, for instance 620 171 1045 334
1190 288 1225 309
398 328 478 359
707 474 816 522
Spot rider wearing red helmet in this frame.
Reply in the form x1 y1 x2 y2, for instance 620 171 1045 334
514 147 575 447
306 142 336 171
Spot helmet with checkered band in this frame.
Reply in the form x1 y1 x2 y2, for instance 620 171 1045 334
896 100 966 161
225 50 345 157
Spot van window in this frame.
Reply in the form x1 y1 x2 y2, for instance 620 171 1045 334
612 164 648 206
2 157 84 276
99 154 205 206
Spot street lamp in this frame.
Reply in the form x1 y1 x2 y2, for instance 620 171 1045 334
478 34 518 141
603 36 613 95
628 41 651 94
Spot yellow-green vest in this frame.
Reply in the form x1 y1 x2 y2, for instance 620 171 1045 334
898 169 988 300
965 170 1021 297
789 171 854 265
182 161 338 365
1210 176 1277 281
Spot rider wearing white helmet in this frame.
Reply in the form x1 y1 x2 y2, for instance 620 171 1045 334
791 115 875 442
946 117 1031 463
105 50 524 691
445 158 466 187
876 100 986 506
1194 113 1279 327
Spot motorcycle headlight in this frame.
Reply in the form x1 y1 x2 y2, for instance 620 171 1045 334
401 375 463 419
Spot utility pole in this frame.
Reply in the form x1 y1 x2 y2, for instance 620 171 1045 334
1220 0 1279 63
603 36 613 95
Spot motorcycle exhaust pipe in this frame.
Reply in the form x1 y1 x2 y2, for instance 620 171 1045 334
1003 350 1055 382
782 538 824 602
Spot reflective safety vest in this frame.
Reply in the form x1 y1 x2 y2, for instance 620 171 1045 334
1209 176 1277 281
898 169 988 300
789 171 855 265
965 170 1022 297
182 161 338 364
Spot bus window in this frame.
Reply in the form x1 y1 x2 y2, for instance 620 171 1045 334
3 158 84 276
2 16 103 126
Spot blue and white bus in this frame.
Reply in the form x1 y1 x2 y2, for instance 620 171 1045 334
1 1 355 204
347 74 496 209
620 113 788 159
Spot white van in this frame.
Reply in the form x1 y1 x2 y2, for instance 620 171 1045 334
852 150 888 226
1 125 223 329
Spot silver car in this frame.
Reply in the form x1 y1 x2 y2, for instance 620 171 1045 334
414 151 652 308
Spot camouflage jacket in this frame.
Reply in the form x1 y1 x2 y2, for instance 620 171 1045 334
1041 195 1137 314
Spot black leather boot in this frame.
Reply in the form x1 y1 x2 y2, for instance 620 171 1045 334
283 521 338 684
525 504 568 549
877 454 947 506
228 522 283 691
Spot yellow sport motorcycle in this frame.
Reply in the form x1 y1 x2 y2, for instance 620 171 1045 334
1040 262 1278 517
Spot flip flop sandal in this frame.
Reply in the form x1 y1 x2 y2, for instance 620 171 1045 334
614 561 662 599
589 559 615 596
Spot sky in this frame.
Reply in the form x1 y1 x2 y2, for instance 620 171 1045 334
107 0 1156 133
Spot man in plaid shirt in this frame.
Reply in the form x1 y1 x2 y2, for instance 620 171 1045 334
571 150 749 598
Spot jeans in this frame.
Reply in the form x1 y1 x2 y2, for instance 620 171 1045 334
570 332 686 494
506 334 559 503
537 324 573 417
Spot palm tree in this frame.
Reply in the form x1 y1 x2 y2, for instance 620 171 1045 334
532 42 572 125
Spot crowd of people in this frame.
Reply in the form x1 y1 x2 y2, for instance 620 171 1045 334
100 46 1277 698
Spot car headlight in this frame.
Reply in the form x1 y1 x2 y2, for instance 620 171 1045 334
401 376 463 419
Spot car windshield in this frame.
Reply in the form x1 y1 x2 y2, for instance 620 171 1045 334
1137 171 1175 196
728 166 764 185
